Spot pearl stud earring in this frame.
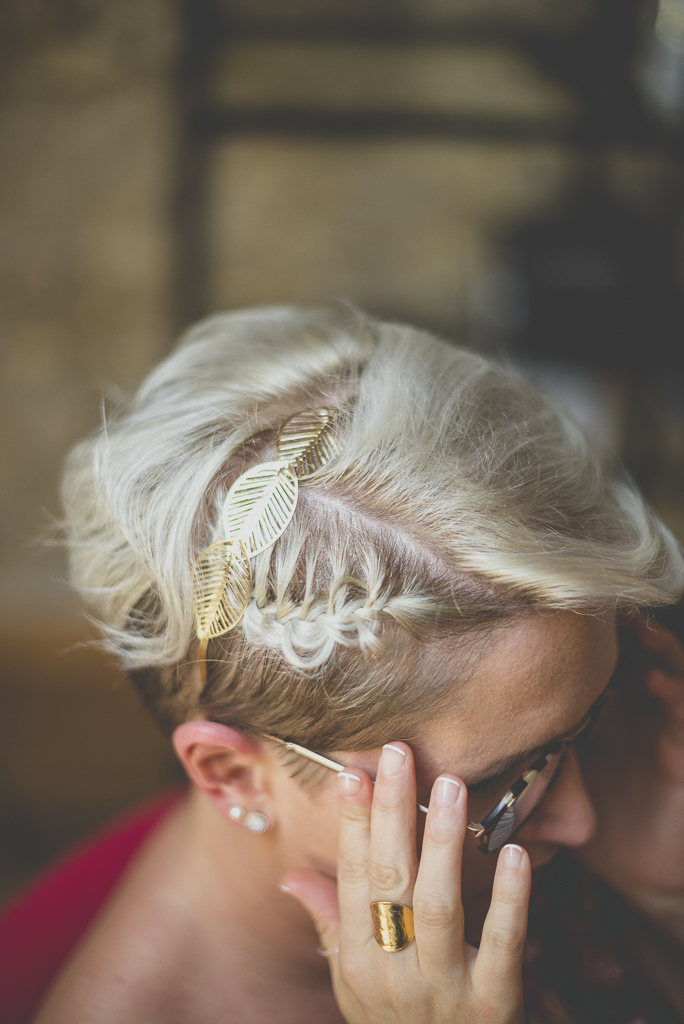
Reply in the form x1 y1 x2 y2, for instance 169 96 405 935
243 811 270 834
228 805 245 821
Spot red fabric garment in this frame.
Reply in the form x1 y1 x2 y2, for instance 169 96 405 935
0 789 184 1024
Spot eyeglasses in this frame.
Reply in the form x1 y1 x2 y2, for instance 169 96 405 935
262 681 614 855
464 683 612 852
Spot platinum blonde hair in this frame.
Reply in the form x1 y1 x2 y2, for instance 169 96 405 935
62 306 684 745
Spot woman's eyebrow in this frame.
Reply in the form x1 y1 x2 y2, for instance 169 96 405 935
465 742 546 789
465 679 612 789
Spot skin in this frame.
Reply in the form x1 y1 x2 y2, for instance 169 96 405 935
32 610 684 1023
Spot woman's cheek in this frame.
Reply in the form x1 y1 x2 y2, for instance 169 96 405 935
293 789 342 876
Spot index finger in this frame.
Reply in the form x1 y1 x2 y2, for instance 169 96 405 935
335 766 375 949
633 617 684 676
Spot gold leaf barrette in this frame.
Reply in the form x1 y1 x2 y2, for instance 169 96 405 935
194 540 252 640
222 462 298 557
193 407 337 682
275 407 337 477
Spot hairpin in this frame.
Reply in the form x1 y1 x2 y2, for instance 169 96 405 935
193 408 337 682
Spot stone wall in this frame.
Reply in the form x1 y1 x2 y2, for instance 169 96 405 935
0 0 177 608
0 0 180 902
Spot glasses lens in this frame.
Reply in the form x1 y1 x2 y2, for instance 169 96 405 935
486 749 564 852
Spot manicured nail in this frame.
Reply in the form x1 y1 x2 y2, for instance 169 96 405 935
338 771 362 796
435 776 461 808
380 743 407 776
278 883 292 894
502 844 523 868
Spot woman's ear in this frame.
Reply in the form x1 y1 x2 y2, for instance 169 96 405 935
173 722 275 829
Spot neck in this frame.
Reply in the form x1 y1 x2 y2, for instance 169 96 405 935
178 788 331 989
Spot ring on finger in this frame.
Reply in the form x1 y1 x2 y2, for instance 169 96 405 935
370 901 415 952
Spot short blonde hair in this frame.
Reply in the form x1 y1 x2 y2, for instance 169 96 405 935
62 306 684 748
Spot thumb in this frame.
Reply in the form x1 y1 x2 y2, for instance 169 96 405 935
280 868 340 956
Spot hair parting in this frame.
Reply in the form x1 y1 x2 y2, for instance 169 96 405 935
63 305 684 752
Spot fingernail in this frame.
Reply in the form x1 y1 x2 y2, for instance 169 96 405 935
502 844 523 868
278 883 292 894
338 771 362 796
380 743 407 777
435 776 461 808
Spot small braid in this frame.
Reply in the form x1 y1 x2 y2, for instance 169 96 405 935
237 501 447 671
242 586 433 671
61 306 684 744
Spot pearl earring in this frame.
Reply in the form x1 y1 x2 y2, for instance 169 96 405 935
243 811 270 834
228 805 245 821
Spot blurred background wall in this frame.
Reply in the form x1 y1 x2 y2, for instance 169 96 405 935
2 0 684 905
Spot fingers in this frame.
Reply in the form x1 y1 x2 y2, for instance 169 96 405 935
648 668 684 784
633 617 684 676
332 743 528 1020
412 774 467 977
335 744 480 989
647 667 684 718
473 844 531 1004
630 618 684 716
367 743 419 907
280 868 340 957
335 766 375 949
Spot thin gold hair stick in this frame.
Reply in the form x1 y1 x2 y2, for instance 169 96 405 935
262 732 351 774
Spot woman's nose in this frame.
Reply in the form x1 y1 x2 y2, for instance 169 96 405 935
517 748 597 848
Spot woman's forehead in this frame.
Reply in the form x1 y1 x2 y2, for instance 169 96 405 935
416 611 618 782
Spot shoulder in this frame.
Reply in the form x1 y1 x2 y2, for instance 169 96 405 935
33 796 194 1024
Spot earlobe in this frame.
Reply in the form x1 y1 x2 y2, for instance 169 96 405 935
224 802 271 834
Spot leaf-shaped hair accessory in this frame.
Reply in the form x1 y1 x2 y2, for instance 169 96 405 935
192 408 338 662
276 407 338 478
193 539 252 686
222 461 298 557
194 539 252 641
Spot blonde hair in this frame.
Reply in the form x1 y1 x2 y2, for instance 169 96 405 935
62 306 684 749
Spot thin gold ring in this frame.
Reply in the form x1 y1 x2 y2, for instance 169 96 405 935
370 901 415 952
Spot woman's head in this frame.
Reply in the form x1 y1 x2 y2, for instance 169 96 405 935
170 605 618 944
62 305 684 757
62 305 684 938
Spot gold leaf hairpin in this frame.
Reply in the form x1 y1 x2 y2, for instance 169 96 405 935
276 407 338 477
194 540 252 669
194 540 252 640
223 462 298 557
193 407 337 683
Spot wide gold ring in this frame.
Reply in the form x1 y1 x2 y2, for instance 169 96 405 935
370 901 415 952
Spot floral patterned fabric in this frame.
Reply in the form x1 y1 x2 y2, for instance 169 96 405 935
524 852 682 1024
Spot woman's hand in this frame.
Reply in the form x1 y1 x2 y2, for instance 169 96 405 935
577 616 684 944
282 742 531 1024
